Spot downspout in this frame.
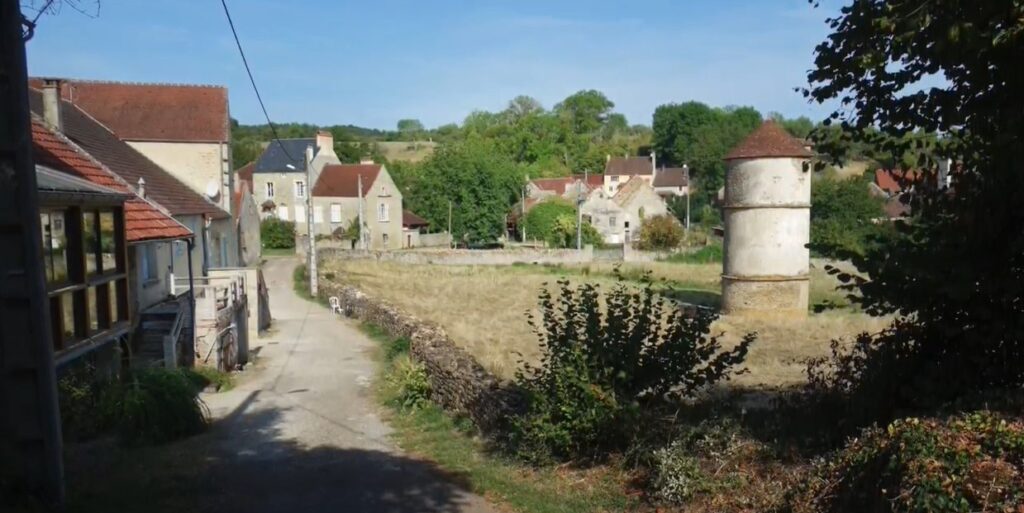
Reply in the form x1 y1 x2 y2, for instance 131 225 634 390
187 238 197 366
202 216 211 276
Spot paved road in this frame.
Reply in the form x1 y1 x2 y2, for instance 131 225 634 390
197 256 497 513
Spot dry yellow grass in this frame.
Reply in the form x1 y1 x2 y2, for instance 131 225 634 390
320 259 888 388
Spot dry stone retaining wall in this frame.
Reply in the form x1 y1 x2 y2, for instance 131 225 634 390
318 280 522 433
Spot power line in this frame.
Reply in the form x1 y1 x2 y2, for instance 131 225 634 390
218 0 297 162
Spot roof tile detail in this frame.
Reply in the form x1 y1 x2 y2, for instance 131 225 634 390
313 164 381 198
31 78 229 142
724 120 814 161
605 157 653 176
32 120 192 242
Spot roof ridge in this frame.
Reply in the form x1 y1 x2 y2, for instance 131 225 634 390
32 76 226 89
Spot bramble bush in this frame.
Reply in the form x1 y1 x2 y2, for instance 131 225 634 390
784 412 1024 513
260 217 296 249
508 275 754 462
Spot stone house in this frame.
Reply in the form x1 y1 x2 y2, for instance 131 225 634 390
309 162 404 250
250 132 340 223
526 174 604 202
603 155 655 196
29 78 235 215
232 164 262 266
32 116 194 371
581 176 669 244
402 210 429 249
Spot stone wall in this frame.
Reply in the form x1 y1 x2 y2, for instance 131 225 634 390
318 245 697 266
317 280 522 433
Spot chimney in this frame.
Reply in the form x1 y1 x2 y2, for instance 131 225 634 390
315 130 336 157
137 177 146 198
41 78 63 131
305 144 314 167
651 150 657 175
606 154 611 164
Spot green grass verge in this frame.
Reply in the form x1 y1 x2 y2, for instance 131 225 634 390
660 243 723 264
361 322 636 513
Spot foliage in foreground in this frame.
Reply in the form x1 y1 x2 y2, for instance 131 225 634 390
509 276 754 462
260 217 296 249
784 412 1024 513
635 214 685 251
58 366 209 445
809 174 885 258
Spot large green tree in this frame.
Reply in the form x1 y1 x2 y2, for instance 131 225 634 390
804 0 1024 415
403 138 523 243
809 174 885 258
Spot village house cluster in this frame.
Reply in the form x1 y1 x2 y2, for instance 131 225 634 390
29 78 264 377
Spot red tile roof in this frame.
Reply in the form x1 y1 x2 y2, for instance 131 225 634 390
531 174 604 195
29 88 228 219
312 164 381 197
31 78 229 142
724 120 814 161
31 120 192 242
605 156 653 176
874 169 921 194
402 210 429 228
653 167 689 187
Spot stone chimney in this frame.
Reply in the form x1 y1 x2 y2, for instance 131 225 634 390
137 177 146 198
315 130 336 157
651 150 657 176
41 78 63 132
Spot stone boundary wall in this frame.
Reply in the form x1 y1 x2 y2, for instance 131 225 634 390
319 245 698 266
317 280 522 433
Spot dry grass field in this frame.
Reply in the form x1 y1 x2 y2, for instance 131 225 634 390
319 259 888 388
376 141 437 162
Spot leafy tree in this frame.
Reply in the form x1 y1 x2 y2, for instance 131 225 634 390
803 0 1024 417
554 89 614 136
809 175 884 258
403 139 523 243
260 218 295 249
523 199 575 243
505 95 544 121
396 119 425 140
635 214 685 251
547 214 602 249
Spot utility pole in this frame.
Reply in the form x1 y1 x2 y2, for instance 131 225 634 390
305 145 317 296
576 171 584 250
0 3 65 505
357 173 365 250
447 200 453 247
684 164 691 233
521 174 527 243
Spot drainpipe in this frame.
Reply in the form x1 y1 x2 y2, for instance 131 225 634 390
187 238 197 366
202 216 211 276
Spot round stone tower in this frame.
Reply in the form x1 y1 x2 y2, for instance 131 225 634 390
721 121 814 317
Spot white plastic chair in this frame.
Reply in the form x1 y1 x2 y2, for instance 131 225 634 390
329 296 342 314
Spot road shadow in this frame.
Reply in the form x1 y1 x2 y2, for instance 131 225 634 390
64 391 480 513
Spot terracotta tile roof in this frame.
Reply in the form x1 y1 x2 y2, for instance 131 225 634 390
29 88 228 219
612 176 649 207
605 156 653 176
724 120 814 161
874 169 921 194
653 167 689 187
402 210 429 228
312 164 381 197
30 78 229 142
532 174 604 196
31 120 192 242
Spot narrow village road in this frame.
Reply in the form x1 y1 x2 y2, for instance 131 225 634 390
196 256 498 513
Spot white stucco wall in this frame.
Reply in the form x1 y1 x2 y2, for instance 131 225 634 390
128 141 230 211
130 241 174 313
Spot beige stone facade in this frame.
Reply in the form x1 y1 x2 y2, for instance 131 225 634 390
581 177 668 244
310 166 403 251
128 141 232 212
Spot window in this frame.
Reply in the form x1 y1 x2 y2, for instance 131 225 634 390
313 206 324 224
82 210 99 275
377 202 390 222
265 181 275 199
141 243 159 281
382 233 389 247
40 210 68 285
609 216 617 228
330 203 342 223
294 180 306 198
611 176 620 183
380 185 389 197
99 209 116 274
295 205 306 223
278 204 289 220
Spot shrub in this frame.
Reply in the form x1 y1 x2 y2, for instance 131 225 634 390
58 365 116 442
652 441 711 504
384 355 432 411
260 217 296 249
102 368 210 446
784 412 1024 513
636 214 685 250
547 213 602 249
522 199 575 244
509 276 755 462
809 175 885 258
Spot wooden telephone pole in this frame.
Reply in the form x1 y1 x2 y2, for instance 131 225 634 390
0 2 65 506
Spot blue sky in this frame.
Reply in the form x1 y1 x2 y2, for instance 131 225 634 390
25 0 840 130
